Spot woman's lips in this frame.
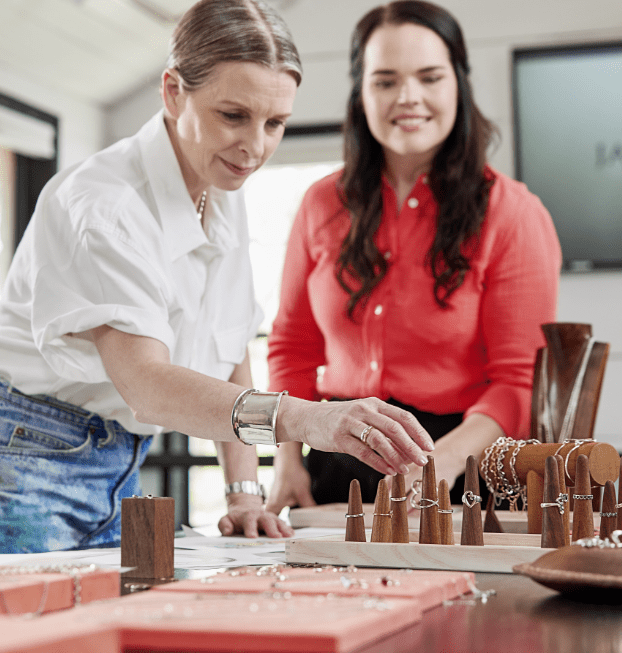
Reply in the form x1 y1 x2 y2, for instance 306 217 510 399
392 116 430 131
220 158 255 176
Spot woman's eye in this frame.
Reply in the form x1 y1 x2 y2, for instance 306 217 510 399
266 119 285 130
221 112 245 121
375 80 395 89
423 76 442 84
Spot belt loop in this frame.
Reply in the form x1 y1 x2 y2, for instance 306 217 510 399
97 420 116 448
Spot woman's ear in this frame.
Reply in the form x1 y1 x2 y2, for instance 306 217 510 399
161 69 183 119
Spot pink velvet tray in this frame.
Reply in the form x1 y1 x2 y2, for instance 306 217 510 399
152 566 474 612
0 568 120 616
0 616 118 653
19 589 423 653
118 591 423 653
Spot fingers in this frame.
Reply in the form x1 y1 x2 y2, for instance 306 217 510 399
258 513 294 538
374 403 435 456
217 515 234 536
344 434 404 475
222 507 295 539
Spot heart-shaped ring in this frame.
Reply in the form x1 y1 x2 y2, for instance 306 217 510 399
462 491 482 509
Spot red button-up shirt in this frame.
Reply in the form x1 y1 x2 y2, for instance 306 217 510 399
268 167 561 438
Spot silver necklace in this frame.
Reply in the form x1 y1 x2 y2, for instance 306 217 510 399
197 190 208 220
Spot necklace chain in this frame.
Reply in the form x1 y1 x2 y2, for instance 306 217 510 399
197 190 208 220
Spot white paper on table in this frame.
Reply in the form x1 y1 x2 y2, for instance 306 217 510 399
0 527 346 572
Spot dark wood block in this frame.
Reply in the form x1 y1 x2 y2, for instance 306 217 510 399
121 496 175 579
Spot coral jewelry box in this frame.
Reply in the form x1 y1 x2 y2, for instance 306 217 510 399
152 565 474 612
0 565 119 616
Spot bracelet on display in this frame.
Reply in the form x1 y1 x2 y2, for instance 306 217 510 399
224 481 267 503
231 388 288 447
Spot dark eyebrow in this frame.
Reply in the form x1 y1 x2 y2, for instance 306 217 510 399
370 65 448 76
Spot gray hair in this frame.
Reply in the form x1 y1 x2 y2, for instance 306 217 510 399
167 0 302 90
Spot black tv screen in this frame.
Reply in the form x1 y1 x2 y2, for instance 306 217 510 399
512 42 622 270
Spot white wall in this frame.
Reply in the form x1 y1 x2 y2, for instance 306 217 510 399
0 63 104 170
105 0 622 448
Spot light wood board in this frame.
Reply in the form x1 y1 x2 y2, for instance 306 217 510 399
286 532 552 574
289 504 596 533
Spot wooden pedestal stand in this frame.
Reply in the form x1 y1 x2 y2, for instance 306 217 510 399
121 496 175 581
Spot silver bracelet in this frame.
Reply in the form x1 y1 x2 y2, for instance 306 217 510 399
224 481 266 502
231 389 288 446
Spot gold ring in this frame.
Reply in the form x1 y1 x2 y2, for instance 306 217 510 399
359 425 373 445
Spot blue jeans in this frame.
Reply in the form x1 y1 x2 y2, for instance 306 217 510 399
0 379 152 553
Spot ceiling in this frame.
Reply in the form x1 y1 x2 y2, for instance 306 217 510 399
0 0 298 107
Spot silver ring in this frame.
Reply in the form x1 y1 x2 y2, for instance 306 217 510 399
359 425 373 445
462 491 482 509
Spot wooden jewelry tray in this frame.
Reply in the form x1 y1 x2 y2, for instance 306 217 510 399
286 531 553 574
288 503 599 533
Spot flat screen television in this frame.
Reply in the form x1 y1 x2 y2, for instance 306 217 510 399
512 41 622 271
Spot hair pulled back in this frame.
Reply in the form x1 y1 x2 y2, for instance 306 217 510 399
167 0 302 89
338 0 497 315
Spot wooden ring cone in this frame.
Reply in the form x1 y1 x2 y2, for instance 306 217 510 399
438 479 455 545
541 456 565 549
345 479 366 542
599 480 618 543
371 479 392 543
418 456 440 544
571 454 595 542
391 473 409 544
460 455 484 546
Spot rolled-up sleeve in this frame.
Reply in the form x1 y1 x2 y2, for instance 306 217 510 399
31 193 175 383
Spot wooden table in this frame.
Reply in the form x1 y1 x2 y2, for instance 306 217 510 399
359 572 622 653
146 567 622 653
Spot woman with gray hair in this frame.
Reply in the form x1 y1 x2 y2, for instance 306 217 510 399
0 0 433 553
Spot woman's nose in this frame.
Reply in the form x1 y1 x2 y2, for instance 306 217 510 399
240 125 264 160
397 79 421 105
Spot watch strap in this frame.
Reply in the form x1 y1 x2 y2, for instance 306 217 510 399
224 481 266 502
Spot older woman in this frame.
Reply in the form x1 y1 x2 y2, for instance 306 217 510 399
0 0 433 553
266 0 561 514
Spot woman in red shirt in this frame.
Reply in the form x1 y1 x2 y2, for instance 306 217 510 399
266 0 561 511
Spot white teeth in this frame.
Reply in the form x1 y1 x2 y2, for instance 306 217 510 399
394 117 427 126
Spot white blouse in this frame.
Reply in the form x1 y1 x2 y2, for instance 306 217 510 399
0 111 263 435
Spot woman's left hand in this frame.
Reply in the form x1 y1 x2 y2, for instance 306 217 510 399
217 493 295 538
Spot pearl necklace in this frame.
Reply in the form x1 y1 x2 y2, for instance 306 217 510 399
197 190 208 220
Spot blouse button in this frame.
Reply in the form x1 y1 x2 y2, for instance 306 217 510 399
384 251 392 260
422 175 429 184
407 197 419 209
374 305 383 316
370 360 379 372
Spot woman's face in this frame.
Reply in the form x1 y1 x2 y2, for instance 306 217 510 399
163 61 297 195
361 22 459 173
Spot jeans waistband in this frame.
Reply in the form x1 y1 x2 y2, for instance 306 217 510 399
0 378 145 443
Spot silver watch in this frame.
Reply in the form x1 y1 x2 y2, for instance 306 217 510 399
224 481 266 502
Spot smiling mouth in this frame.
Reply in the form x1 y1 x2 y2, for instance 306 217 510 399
221 158 255 176
392 116 431 128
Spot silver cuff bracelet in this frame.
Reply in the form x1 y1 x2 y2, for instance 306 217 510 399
231 389 288 446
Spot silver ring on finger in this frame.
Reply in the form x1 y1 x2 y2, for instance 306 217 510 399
359 424 373 445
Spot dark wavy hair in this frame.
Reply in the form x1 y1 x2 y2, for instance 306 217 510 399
337 0 497 316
